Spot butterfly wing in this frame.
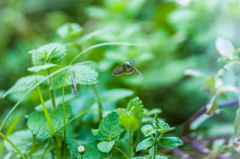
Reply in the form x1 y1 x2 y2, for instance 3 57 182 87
112 64 125 76
124 65 134 74
132 66 143 78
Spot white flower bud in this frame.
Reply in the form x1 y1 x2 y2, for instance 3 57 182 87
78 145 85 154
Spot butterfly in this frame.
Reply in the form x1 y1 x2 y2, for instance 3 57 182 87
112 58 143 77
72 71 77 95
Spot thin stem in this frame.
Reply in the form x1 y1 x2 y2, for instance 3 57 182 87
31 134 36 159
62 75 67 159
182 99 238 136
153 131 158 159
91 84 102 122
128 126 132 159
172 148 193 159
37 86 61 159
81 154 83 159
0 132 26 159
46 69 56 109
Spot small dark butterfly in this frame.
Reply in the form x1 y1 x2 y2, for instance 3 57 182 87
112 58 143 77
72 71 77 95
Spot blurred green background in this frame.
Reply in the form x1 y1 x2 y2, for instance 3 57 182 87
1 0 240 142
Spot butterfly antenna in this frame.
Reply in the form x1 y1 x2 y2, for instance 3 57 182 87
129 58 136 64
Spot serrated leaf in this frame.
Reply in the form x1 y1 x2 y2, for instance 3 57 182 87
184 69 206 78
141 124 156 137
98 112 122 141
4 130 53 155
35 94 75 110
97 141 115 153
136 137 154 152
3 75 47 98
100 89 134 102
159 137 183 148
27 105 72 138
67 140 104 159
50 65 98 90
28 64 57 72
206 95 219 115
153 120 175 133
57 23 83 39
216 37 235 60
126 97 144 124
224 61 240 75
29 43 66 66
119 115 139 132
92 129 99 136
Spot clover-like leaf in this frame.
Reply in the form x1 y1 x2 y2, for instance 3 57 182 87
2 75 47 98
224 61 240 75
126 97 144 124
136 137 155 152
141 124 156 137
27 105 72 138
100 89 134 102
153 120 175 133
29 43 66 66
98 112 122 141
206 95 219 115
97 141 115 153
159 137 183 148
28 63 57 72
216 37 235 60
4 130 53 155
49 65 98 90
57 23 83 39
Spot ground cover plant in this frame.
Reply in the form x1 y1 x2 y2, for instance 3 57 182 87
1 0 240 158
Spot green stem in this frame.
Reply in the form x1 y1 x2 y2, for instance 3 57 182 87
62 75 67 159
0 132 26 159
31 134 36 159
41 139 52 159
37 86 61 159
91 85 102 122
81 154 83 159
153 132 158 159
46 69 56 109
128 126 132 159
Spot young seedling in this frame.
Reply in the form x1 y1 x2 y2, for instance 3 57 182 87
136 114 183 159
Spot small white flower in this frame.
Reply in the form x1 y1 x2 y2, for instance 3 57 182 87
78 145 85 154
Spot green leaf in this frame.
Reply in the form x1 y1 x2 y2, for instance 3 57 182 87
147 109 162 116
97 141 115 153
119 115 139 132
212 139 225 151
4 130 53 155
184 69 206 78
29 43 66 66
50 65 98 90
132 157 147 159
28 64 57 72
159 137 183 148
67 140 104 159
126 97 144 124
98 112 122 141
57 23 83 39
216 37 235 60
2 75 46 98
234 108 240 135
136 137 154 152
153 120 175 133
156 155 168 159
27 105 72 138
35 94 75 110
206 95 219 115
92 129 99 136
141 124 156 137
224 61 240 75
205 76 215 88
100 89 134 102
